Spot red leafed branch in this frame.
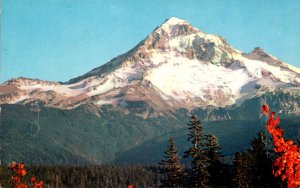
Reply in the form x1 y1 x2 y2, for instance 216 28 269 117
11 161 44 188
261 104 300 187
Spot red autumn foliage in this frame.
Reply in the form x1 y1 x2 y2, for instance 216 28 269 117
261 104 270 115
261 104 300 187
15 183 28 188
11 161 44 188
11 162 27 177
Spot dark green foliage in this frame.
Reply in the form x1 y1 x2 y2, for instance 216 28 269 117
159 137 185 187
2 101 300 187
2 103 300 165
233 132 281 187
0 104 188 165
202 135 225 187
0 165 162 187
191 158 210 188
248 132 281 187
184 115 210 187
233 152 252 188
184 116 204 158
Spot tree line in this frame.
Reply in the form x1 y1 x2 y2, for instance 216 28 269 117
0 115 285 187
159 115 282 187
0 165 163 187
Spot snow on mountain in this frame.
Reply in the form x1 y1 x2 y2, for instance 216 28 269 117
1 17 300 111
145 53 249 103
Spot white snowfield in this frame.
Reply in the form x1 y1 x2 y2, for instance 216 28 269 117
3 17 300 108
144 51 299 106
145 53 250 101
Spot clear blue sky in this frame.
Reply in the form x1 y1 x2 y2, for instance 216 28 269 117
2 0 300 83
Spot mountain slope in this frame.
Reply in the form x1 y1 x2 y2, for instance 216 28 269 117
2 100 300 165
1 17 300 164
1 17 300 113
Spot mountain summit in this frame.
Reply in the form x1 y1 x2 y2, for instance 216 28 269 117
156 17 199 36
1 17 300 115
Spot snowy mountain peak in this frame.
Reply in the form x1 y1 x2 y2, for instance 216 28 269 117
163 17 189 26
139 17 242 67
1 18 300 113
153 17 199 37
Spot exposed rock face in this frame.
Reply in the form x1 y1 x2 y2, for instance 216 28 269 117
1 17 300 116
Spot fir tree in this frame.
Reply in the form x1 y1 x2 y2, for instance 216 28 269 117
232 152 252 188
233 132 281 187
184 115 209 187
248 132 280 187
159 137 185 187
202 134 224 186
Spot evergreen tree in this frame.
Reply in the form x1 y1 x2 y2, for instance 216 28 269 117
232 152 252 188
233 132 281 187
202 134 224 187
248 132 280 187
159 137 185 187
184 115 209 187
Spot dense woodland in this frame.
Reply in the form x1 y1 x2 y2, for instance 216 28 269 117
0 146 281 188
2 112 294 187
1 164 163 187
3 103 300 165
